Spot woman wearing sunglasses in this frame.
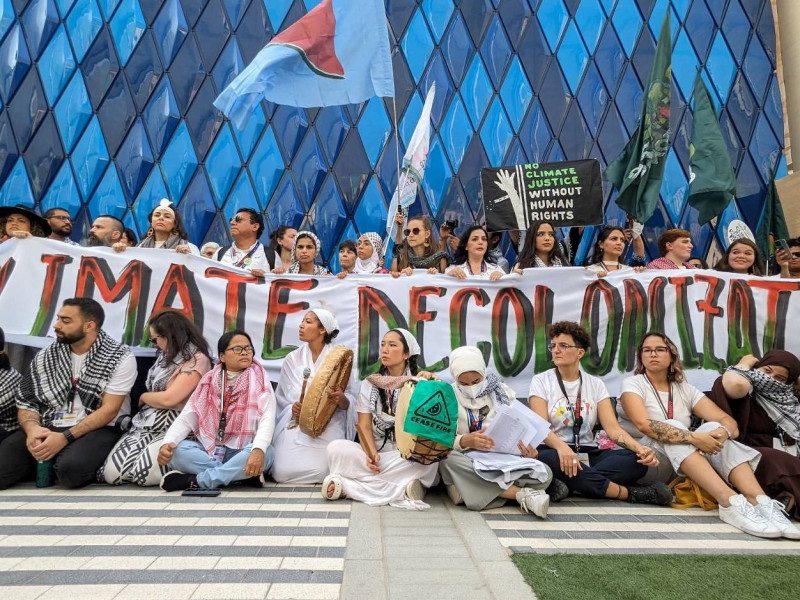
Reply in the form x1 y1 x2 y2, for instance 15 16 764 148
530 322 669 505
619 332 797 539
157 330 277 491
101 311 212 486
390 215 449 276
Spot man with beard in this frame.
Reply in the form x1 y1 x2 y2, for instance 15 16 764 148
45 207 79 245
87 215 124 247
0 298 137 489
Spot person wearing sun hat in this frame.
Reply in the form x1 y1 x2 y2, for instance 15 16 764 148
0 204 51 243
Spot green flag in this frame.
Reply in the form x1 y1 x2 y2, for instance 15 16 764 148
604 11 672 223
687 74 736 224
755 176 790 259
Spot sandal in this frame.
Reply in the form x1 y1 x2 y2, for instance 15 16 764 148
322 474 343 500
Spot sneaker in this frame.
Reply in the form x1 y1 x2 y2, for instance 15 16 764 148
627 482 674 506
756 495 800 540
160 470 198 492
236 474 266 488
546 479 570 503
405 479 425 501
446 484 463 505
516 489 549 519
718 494 782 539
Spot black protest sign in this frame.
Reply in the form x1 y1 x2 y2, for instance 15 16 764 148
482 159 604 231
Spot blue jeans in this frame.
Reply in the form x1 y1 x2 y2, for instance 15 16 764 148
169 440 275 488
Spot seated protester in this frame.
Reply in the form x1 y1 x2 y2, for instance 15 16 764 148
200 242 220 259
775 237 800 279
101 311 212 486
324 329 439 507
353 232 389 274
121 228 138 247
585 225 646 275
390 214 449 276
445 225 505 280
487 230 510 273
440 346 552 517
272 231 330 276
271 309 355 483
619 332 799 539
0 204 51 243
217 208 270 276
512 221 568 272
713 238 765 276
688 256 709 269
0 327 22 444
158 330 277 491
336 239 357 278
646 228 696 269
0 298 137 489
530 322 668 505
113 199 198 255
268 225 297 270
709 351 800 525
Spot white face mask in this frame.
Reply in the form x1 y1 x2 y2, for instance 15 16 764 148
458 379 487 399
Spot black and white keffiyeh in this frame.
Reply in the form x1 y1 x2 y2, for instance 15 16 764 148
0 367 21 432
729 366 800 440
16 331 130 425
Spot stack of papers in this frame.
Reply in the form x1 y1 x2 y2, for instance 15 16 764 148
480 402 551 455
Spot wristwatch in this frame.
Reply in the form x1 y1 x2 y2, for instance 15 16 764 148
63 430 76 444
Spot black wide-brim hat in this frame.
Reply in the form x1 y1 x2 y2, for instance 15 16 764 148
0 204 51 236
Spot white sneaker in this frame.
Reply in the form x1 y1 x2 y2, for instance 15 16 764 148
756 495 800 540
405 479 425 501
446 484 463 505
516 489 549 519
719 494 782 539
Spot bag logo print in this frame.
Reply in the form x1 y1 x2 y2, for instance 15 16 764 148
411 390 453 431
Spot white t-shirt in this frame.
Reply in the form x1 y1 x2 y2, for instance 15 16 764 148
219 241 271 273
356 379 400 447
528 369 610 447
64 352 137 424
617 374 705 437
445 261 506 278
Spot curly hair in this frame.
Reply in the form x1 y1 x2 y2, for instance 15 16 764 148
634 331 685 383
0 216 46 238
548 321 590 350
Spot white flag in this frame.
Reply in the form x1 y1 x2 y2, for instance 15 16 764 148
386 83 436 240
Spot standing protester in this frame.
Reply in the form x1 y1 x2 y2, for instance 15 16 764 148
273 231 330 276
390 215 449 275
336 239 357 277
45 207 78 245
646 229 696 269
216 209 270 276
713 238 765 276
114 199 198 255
87 215 124 247
0 205 51 243
0 298 137 489
775 237 800 279
445 225 505 280
585 225 645 275
269 225 297 270
513 221 568 271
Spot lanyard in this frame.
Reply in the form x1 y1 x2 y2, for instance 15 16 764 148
232 243 261 268
467 406 490 432
217 371 232 444
644 374 673 419
555 370 583 452
68 377 79 413
600 261 619 272
467 261 486 275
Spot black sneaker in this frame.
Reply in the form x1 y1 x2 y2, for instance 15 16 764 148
160 470 199 492
627 482 673 505
235 474 266 488
546 478 570 503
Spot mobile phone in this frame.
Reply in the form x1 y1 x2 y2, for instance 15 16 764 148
181 488 221 497
777 239 791 254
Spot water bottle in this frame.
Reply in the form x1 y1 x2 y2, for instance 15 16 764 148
36 459 55 488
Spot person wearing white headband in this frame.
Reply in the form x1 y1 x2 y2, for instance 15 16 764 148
439 346 552 518
113 199 198 255
270 308 357 483
324 328 441 509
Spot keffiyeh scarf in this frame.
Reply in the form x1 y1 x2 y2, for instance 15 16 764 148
288 231 329 275
355 232 383 273
729 366 800 440
534 255 563 268
365 373 415 446
16 331 130 425
138 232 188 249
0 368 22 431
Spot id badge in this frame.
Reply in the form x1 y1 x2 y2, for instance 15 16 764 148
51 411 79 428
773 437 799 457
577 452 590 465
213 445 226 462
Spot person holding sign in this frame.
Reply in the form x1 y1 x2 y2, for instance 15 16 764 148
323 329 439 507
439 346 552 516
512 221 568 272
445 225 505 280
529 322 669 505
714 238 765 276
618 333 792 539
585 225 646 275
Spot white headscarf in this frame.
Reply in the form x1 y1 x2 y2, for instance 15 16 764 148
390 328 420 357
309 308 338 335
354 232 383 273
449 346 486 380
289 231 328 275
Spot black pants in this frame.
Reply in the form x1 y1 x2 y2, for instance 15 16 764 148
537 446 646 499
0 426 121 489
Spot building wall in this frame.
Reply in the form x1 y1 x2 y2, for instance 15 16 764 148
0 0 784 267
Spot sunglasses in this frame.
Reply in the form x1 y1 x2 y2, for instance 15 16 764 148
230 216 254 224
403 227 422 236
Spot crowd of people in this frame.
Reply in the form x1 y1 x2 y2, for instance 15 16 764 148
1 199 800 543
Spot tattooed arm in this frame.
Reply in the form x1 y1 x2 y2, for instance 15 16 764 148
597 399 655 453
647 419 694 444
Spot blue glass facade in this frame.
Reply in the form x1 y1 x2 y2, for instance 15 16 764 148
0 0 784 267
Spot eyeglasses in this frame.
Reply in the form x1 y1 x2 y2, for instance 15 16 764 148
403 227 422 236
230 216 254 224
226 345 254 355
791 251 800 258
547 342 581 351
641 346 670 355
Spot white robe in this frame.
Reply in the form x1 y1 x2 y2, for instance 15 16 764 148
270 344 357 483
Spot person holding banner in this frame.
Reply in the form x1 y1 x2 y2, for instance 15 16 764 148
618 333 794 539
270 309 355 483
0 204 51 242
216 209 270 276
268 225 297 270
439 346 552 516
713 238 765 276
113 199 198 255
530 322 668 505
646 229 696 270
445 225 505 280
585 225 646 275
272 231 330 276
101 312 212 486
390 215 449 276
336 239 357 277
158 330 277 491
709 352 800 526
512 221 568 272
323 329 439 507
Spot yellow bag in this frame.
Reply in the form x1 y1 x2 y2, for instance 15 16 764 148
668 476 718 510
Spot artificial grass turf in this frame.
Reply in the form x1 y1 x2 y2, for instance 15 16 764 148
513 554 800 600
